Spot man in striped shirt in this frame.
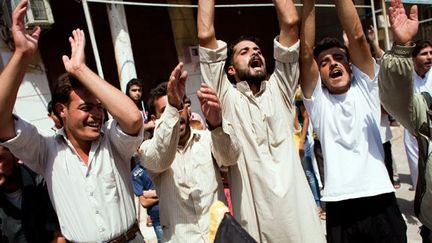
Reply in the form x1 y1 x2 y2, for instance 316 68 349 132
138 63 240 242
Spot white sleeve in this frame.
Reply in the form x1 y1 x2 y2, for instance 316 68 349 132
0 116 49 176
138 104 180 174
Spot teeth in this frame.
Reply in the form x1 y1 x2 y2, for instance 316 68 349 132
88 122 100 127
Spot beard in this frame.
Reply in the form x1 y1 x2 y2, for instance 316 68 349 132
235 66 267 86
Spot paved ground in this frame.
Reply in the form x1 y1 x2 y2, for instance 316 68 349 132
391 125 422 242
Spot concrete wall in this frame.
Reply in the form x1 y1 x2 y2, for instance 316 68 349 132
0 40 54 136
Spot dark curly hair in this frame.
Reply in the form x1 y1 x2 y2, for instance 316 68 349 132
147 82 168 117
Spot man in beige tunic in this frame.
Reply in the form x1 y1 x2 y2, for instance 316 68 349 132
197 1 325 242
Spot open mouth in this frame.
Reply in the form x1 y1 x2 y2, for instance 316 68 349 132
87 121 101 129
249 57 262 70
330 68 343 79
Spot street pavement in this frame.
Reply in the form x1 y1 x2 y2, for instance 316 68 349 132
391 125 422 242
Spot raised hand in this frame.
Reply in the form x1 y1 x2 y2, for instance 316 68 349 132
11 0 40 58
389 0 418 45
167 63 188 110
62 29 86 74
366 25 377 44
197 83 221 129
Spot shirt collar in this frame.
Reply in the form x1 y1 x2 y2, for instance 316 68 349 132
55 127 105 140
178 128 201 151
236 80 267 97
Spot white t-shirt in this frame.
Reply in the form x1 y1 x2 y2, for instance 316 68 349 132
414 70 432 93
303 63 394 202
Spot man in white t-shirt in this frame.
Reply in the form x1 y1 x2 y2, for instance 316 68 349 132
299 0 406 242
403 40 432 190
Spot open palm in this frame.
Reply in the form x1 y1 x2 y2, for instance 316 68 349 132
11 0 40 57
62 29 86 73
197 83 221 128
167 63 187 110
389 0 418 45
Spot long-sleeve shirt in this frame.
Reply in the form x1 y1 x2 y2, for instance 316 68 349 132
0 117 144 242
138 104 240 243
379 44 432 230
199 38 325 243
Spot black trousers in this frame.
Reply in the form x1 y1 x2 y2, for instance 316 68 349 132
383 141 394 184
421 225 432 243
326 193 407 243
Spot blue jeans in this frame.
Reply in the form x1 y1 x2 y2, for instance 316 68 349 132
301 138 321 207
153 224 163 243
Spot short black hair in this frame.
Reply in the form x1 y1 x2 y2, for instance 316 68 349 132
147 82 168 117
147 82 188 117
313 37 350 61
126 78 143 96
412 40 432 58
47 100 54 114
51 73 84 125
125 78 144 110
224 36 261 84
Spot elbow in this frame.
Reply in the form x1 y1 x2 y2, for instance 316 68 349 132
130 112 143 132
299 45 314 60
281 15 299 29
351 32 367 45
198 29 215 45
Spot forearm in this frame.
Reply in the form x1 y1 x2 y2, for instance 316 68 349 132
70 65 142 135
379 44 416 133
139 105 180 173
273 0 298 47
198 0 217 49
143 189 157 198
372 42 384 58
300 112 309 143
335 0 364 42
211 121 240 167
0 52 32 140
335 0 373 77
139 195 159 208
299 0 318 98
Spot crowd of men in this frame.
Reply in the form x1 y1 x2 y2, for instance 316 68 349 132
0 0 431 242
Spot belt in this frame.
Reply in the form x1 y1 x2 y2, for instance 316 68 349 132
109 222 140 243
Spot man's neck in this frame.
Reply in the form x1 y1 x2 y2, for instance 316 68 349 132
249 83 261 95
66 133 92 165
415 68 429 79
178 128 192 147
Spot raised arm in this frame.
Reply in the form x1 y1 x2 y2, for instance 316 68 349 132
379 0 418 133
273 0 299 47
197 0 217 49
197 83 240 167
0 0 40 141
139 63 187 173
335 0 374 78
388 0 418 46
299 0 318 98
62 29 142 136
366 26 384 58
